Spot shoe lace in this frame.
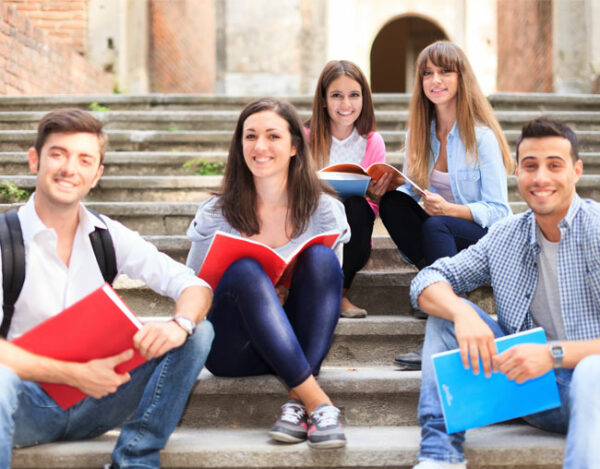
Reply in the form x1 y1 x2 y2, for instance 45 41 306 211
311 405 340 428
280 401 306 424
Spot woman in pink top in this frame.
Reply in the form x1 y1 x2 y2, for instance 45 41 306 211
308 60 393 318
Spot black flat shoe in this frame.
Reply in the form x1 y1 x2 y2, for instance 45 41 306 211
394 344 423 370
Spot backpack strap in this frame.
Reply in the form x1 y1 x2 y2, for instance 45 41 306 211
0 210 26 339
87 209 118 286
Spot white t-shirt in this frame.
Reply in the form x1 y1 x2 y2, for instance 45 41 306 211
329 127 367 165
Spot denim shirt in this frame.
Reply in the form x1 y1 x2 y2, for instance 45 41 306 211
410 195 600 341
399 121 511 228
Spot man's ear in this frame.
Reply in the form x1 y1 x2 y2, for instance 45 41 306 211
90 164 104 189
573 159 583 184
27 147 39 174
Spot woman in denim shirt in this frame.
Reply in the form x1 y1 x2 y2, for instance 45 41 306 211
379 41 514 370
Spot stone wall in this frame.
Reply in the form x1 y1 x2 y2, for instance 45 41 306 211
4 0 88 54
149 0 215 93
497 0 552 92
0 1 112 94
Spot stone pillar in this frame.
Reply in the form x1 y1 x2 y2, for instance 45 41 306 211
553 0 591 93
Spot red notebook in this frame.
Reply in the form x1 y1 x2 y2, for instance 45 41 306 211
198 230 340 290
12 283 147 410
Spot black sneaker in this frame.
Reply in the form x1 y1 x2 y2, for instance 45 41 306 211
268 399 308 443
394 344 423 370
307 403 346 448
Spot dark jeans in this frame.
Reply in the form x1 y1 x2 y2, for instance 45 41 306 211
205 245 343 388
342 196 375 289
379 191 487 266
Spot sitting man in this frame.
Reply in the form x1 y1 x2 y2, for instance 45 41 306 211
411 117 599 469
0 109 214 469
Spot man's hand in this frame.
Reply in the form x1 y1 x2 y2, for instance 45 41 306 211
134 321 188 360
493 344 554 384
70 349 133 399
453 305 497 377
366 172 393 203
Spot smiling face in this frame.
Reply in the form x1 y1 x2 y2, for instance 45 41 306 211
325 75 363 139
242 110 297 182
422 58 458 107
516 136 582 228
28 131 104 210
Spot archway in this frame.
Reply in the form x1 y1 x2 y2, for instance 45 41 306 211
370 16 448 93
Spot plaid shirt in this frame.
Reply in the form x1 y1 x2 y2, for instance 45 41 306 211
410 195 600 341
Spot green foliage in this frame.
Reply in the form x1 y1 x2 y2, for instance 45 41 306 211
112 82 124 94
166 123 182 132
89 102 111 112
183 158 226 176
0 180 30 203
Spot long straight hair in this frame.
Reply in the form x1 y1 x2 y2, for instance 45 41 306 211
217 98 326 237
407 41 514 189
309 60 376 168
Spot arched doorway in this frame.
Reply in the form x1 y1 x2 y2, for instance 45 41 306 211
370 16 448 93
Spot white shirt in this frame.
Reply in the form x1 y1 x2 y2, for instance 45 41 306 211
0 195 209 340
329 127 367 165
429 169 456 203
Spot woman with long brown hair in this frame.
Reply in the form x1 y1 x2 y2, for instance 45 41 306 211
186 98 349 448
380 41 513 372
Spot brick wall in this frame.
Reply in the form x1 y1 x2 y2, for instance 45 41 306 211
4 0 87 54
497 0 553 92
0 1 112 94
149 0 215 93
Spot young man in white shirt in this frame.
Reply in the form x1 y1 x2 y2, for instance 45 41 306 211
0 109 214 469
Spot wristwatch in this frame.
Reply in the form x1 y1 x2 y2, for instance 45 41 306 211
171 316 196 336
548 341 565 369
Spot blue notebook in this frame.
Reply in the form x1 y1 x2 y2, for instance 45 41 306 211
432 327 561 434
317 172 370 199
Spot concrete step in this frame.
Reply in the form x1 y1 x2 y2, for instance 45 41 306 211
3 128 600 154
0 93 413 112
1 109 598 131
488 92 600 111
182 366 420 428
11 425 565 469
4 174 599 203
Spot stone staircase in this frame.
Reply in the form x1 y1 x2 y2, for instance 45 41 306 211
3 92 599 468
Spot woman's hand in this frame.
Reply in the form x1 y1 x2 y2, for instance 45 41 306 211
275 285 289 306
366 172 393 203
422 191 450 216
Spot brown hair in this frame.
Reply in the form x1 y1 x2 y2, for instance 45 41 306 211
217 98 327 237
406 41 514 189
309 60 376 168
516 117 579 163
34 108 108 164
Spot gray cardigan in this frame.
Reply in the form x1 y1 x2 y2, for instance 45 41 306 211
186 194 351 274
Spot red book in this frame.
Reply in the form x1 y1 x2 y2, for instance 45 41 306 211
12 283 147 410
198 230 340 290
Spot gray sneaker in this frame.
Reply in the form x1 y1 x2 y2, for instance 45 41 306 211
268 399 308 443
307 403 346 448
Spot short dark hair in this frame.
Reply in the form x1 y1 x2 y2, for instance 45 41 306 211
34 108 108 163
516 117 579 163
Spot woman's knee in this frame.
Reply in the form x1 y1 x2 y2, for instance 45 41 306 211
422 216 451 236
379 190 410 218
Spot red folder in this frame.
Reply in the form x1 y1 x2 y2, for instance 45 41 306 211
12 283 147 410
198 230 340 290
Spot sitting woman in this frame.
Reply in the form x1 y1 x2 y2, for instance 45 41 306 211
379 41 514 370
186 98 350 448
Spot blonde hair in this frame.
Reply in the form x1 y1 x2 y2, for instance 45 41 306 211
309 60 376 168
407 41 514 189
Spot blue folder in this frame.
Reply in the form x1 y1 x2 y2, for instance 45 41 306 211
432 327 561 434
318 172 370 199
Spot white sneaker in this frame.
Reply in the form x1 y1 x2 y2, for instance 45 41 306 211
413 460 466 469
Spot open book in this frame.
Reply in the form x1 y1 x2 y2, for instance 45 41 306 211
318 162 425 197
198 230 340 290
12 283 147 410
432 327 561 434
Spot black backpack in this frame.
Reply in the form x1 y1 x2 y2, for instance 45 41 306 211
0 209 117 338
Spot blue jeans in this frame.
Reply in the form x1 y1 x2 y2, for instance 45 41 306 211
418 300 600 468
205 245 343 388
0 321 214 469
379 190 488 266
